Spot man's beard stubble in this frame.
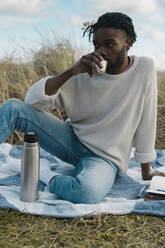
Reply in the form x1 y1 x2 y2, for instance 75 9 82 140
106 45 126 74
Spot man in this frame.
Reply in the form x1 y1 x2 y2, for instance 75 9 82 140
0 12 164 204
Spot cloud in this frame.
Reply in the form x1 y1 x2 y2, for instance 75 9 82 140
157 0 165 8
0 16 38 29
0 0 56 29
85 0 165 28
87 0 157 17
66 16 84 27
0 0 50 16
149 13 165 24
138 24 165 40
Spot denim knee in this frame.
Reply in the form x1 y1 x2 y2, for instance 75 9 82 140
5 98 27 117
5 98 23 108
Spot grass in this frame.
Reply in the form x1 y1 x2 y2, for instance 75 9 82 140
0 39 165 247
0 210 165 248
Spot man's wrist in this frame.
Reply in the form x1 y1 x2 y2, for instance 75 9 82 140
141 162 151 180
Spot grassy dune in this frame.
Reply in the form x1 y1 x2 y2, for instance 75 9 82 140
0 41 165 247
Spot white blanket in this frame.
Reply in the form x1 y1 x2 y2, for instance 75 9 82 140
0 143 165 218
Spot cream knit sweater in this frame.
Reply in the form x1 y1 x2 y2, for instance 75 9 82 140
24 56 157 174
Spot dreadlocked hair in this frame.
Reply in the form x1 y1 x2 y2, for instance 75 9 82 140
83 12 137 46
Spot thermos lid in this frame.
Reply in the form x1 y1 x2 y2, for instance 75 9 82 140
24 132 39 143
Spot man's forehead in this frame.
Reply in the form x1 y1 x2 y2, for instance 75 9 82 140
93 27 126 42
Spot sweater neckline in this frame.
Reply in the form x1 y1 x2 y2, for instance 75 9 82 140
101 55 138 80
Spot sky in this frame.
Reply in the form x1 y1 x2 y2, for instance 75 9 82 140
0 0 165 70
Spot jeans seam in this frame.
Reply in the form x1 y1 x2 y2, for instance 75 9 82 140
14 117 80 162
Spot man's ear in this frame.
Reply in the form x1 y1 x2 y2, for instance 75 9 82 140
126 38 132 51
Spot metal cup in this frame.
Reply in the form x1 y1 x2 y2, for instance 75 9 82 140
93 59 107 74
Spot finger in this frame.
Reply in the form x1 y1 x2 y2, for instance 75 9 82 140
155 171 165 177
159 173 165 177
85 64 93 77
84 53 104 68
85 55 103 68
91 52 103 61
87 70 93 77
85 54 101 65
82 58 100 74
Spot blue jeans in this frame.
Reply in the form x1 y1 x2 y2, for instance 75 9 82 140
0 98 118 204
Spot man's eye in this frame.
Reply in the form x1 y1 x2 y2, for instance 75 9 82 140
107 43 114 48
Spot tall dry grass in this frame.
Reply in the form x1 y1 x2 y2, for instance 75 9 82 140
0 39 78 144
0 41 165 149
157 71 165 149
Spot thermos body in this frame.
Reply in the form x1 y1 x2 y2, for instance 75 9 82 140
21 132 40 202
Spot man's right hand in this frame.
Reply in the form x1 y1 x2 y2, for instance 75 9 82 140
70 52 104 77
45 52 104 96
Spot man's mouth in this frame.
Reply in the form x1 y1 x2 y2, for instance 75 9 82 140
102 57 112 64
106 59 112 65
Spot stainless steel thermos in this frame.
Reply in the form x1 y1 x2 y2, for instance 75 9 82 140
21 132 40 202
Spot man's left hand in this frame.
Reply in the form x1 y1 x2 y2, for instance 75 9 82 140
141 162 165 180
143 170 165 180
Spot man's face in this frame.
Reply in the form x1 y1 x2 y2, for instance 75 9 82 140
93 27 131 73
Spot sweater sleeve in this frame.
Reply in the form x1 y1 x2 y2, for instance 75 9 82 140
24 76 75 112
134 60 157 163
24 76 57 112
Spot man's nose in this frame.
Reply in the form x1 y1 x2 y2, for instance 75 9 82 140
97 47 107 57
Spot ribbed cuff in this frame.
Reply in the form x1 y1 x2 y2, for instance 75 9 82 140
134 150 156 163
36 76 54 100
40 170 61 185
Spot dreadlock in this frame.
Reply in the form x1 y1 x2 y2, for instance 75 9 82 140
83 12 137 46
